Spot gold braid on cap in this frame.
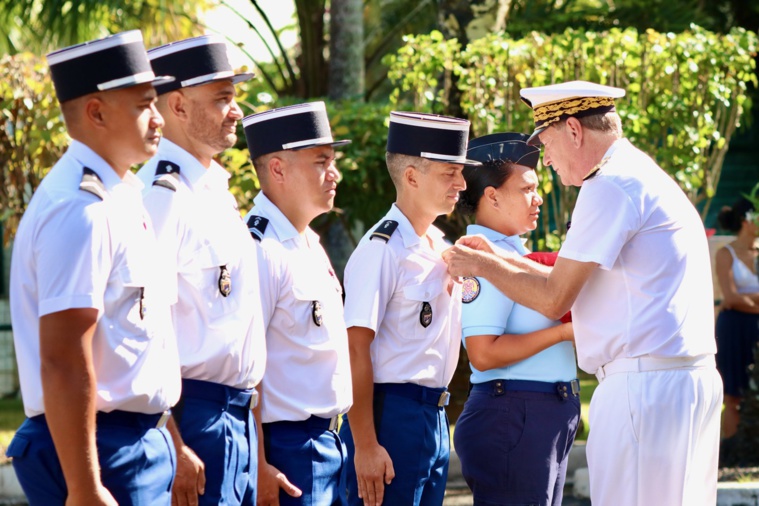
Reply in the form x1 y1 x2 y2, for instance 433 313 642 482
533 97 616 128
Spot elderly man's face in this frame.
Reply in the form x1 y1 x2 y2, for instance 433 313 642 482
538 124 583 187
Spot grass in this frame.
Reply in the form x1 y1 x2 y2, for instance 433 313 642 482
577 373 598 441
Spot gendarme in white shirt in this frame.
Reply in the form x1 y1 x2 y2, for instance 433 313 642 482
11 140 181 417
137 138 266 390
246 192 351 423
559 138 716 373
343 204 462 389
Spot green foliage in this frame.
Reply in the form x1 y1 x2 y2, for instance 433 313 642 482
0 53 68 245
386 26 759 245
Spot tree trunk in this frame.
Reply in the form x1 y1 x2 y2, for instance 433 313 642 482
328 0 365 101
294 0 328 98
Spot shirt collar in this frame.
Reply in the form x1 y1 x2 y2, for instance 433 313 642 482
157 138 230 190
252 191 309 243
66 140 142 191
466 223 528 254
385 203 445 249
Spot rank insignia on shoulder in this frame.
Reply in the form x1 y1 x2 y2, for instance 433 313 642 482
79 167 107 200
153 160 181 191
312 301 323 326
247 215 269 242
419 301 433 328
370 220 399 243
461 277 480 303
218 265 231 297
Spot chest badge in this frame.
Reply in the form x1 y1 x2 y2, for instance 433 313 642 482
139 287 147 320
420 301 433 328
218 265 232 297
461 277 481 304
312 301 323 326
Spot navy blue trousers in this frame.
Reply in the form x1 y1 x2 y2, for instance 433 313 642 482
7 411 175 505
175 378 258 506
262 416 347 506
454 380 580 506
341 383 450 506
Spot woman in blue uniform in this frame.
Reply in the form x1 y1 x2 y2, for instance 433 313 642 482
453 133 579 506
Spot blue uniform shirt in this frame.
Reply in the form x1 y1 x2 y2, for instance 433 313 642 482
462 224 577 384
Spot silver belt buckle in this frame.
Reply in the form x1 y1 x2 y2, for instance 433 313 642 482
156 411 171 429
437 391 450 407
249 389 259 410
328 416 339 432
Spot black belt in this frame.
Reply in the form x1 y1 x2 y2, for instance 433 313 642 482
374 382 450 408
472 379 580 401
264 415 339 432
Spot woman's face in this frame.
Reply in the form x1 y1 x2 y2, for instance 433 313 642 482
491 164 543 236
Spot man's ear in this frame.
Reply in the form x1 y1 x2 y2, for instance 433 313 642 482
565 117 583 148
166 91 188 120
83 96 106 129
269 156 286 183
404 165 418 188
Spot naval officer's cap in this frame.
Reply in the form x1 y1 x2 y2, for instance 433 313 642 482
520 80 625 146
46 30 174 103
466 132 540 168
148 34 255 96
242 102 351 159
387 112 481 166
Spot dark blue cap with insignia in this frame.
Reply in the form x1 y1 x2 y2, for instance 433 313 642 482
387 112 481 166
466 133 540 168
242 102 351 159
46 30 174 103
148 34 254 96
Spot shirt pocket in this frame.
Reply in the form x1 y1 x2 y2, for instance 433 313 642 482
401 280 444 340
114 260 151 337
292 279 330 345
184 244 241 320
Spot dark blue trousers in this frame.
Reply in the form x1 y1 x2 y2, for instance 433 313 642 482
262 416 347 506
7 411 175 506
174 378 258 506
453 380 581 506
341 383 450 506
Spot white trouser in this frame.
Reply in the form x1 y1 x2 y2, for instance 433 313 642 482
587 356 723 506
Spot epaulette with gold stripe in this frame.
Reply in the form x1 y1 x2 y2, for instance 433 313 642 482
370 220 398 243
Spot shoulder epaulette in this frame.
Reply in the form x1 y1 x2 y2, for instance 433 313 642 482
79 167 107 200
152 160 181 191
370 220 399 243
247 215 269 242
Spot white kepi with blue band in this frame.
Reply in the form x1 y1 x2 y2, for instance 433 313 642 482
46 30 174 103
242 101 351 160
520 80 625 146
148 34 254 96
387 111 482 166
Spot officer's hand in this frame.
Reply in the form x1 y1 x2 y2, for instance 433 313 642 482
257 462 302 506
65 484 119 506
456 234 495 254
171 444 206 506
442 243 490 279
354 443 395 506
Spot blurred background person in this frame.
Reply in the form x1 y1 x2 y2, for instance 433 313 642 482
453 133 578 506
715 197 759 439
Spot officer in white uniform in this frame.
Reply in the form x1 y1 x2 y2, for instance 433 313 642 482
443 81 722 506
136 35 265 506
7 30 181 506
241 102 353 506
340 112 479 506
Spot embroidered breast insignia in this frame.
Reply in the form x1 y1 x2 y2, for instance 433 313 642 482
247 215 269 242
461 277 481 303
218 265 231 297
153 160 181 191
420 301 433 328
312 301 323 326
370 220 399 243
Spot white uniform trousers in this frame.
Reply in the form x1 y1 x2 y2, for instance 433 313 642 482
587 362 722 506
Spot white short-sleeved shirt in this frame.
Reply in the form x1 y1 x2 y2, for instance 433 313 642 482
10 140 181 418
137 139 265 390
343 204 462 389
462 225 577 384
246 192 351 423
559 138 716 373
